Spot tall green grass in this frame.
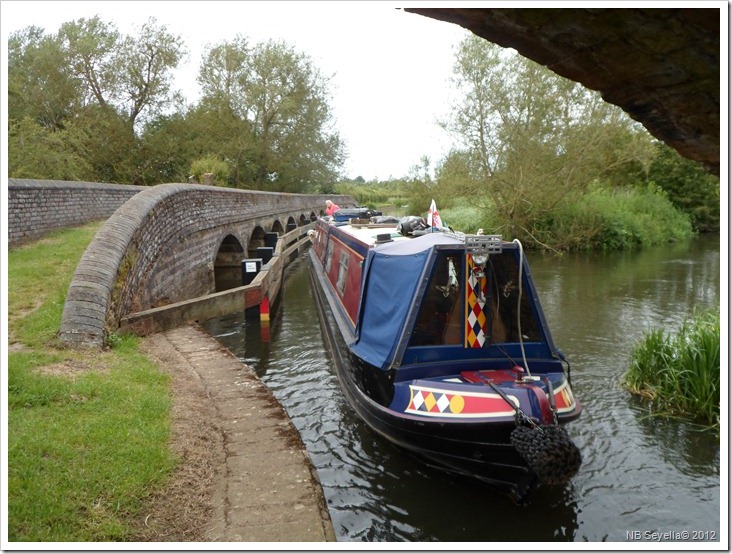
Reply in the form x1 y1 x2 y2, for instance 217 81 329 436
8 224 176 541
335 181 409 210
623 309 720 429
533 184 694 251
414 184 693 252
439 201 497 235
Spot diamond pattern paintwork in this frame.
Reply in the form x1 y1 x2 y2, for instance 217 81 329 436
406 385 519 418
465 254 487 348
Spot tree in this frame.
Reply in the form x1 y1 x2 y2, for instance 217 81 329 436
69 105 138 183
59 16 186 132
190 155 230 186
197 35 251 115
195 36 261 188
8 117 92 180
197 37 344 191
442 36 655 240
8 26 80 130
434 148 484 202
8 18 187 185
646 142 720 232
8 19 344 189
8 25 99 180
136 111 206 184
57 16 120 111
117 18 187 130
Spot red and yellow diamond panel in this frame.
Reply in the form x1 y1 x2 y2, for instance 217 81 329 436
405 384 519 418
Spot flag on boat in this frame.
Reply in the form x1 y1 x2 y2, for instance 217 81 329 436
427 199 442 229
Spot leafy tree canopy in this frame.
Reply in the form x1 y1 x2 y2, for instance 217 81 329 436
438 36 656 240
8 18 344 191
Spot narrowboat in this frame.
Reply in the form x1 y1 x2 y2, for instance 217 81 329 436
308 217 582 501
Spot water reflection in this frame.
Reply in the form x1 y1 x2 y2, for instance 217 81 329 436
203 235 720 542
629 398 721 479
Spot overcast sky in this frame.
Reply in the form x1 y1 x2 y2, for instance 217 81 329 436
2 1 475 181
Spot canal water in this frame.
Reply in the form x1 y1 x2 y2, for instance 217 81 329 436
203 234 722 543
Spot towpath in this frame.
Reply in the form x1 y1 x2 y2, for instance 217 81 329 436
140 324 335 542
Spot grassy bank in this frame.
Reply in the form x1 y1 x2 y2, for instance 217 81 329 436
343 179 696 252
8 223 175 541
622 309 720 430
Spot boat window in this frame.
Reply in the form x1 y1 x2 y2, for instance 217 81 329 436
324 241 334 274
336 250 349 295
409 253 464 346
314 229 324 251
486 252 541 343
408 250 542 348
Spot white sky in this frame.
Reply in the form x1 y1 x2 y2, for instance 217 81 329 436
1 0 474 181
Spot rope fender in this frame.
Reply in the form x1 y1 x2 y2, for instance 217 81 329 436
487 380 582 486
510 423 582 486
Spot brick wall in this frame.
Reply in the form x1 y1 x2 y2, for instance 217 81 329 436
8 179 146 247
55 183 354 348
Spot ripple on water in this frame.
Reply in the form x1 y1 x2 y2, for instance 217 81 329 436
202 242 720 542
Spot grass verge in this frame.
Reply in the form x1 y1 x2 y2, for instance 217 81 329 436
622 309 720 431
8 223 176 541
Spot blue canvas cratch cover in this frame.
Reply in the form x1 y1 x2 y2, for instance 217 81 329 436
351 232 464 370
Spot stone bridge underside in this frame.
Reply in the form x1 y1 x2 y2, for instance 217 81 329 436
406 7 721 175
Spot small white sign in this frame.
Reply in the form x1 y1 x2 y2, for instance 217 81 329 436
245 262 258 273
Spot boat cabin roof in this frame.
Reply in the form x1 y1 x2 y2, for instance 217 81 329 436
318 220 559 373
328 222 468 252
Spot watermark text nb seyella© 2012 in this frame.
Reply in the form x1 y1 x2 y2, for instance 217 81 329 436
626 530 717 541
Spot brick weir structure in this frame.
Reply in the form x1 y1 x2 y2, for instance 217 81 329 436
8 179 354 349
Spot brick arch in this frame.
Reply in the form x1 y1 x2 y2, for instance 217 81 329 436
247 226 267 258
272 220 285 234
58 182 356 348
405 7 720 175
214 234 245 292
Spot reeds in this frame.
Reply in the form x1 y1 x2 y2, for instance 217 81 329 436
623 309 720 429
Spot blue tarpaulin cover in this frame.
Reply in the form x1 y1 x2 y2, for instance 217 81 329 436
351 233 463 370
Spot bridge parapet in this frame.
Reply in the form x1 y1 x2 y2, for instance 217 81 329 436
56 183 354 348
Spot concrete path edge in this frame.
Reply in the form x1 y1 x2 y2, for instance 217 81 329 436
142 324 336 542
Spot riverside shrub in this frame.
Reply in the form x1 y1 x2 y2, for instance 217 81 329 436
531 184 693 251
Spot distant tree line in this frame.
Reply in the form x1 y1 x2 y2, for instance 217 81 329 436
8 16 344 191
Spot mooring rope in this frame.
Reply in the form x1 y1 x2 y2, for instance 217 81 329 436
513 238 531 377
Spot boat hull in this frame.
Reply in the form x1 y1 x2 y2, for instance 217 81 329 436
309 247 544 501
